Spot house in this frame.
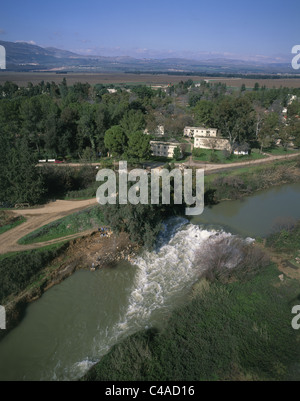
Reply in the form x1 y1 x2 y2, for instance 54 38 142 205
194 136 231 151
184 126 218 138
189 126 231 151
150 140 182 158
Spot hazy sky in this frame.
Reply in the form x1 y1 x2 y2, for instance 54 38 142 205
1 0 299 60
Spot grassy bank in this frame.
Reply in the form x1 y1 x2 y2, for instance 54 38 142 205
266 221 300 270
83 262 300 381
18 206 104 245
266 221 300 253
0 242 73 341
193 148 266 164
0 243 67 305
0 211 26 235
204 158 300 203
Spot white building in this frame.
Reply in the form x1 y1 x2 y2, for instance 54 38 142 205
191 126 231 151
184 126 218 138
150 140 182 158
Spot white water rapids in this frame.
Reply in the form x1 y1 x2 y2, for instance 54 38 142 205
69 217 253 380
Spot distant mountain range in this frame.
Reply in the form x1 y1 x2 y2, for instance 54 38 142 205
0 40 298 75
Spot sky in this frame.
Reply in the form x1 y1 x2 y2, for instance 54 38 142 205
0 0 300 61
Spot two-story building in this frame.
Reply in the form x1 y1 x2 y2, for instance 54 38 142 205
187 126 231 151
184 126 218 138
150 140 182 158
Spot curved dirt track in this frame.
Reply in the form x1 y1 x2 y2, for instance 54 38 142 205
1 151 300 255
0 198 97 255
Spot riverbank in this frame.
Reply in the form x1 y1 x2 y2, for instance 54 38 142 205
204 158 300 204
0 231 139 341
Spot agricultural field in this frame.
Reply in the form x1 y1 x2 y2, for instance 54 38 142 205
1 72 300 88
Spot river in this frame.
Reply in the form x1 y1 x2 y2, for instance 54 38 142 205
0 182 300 381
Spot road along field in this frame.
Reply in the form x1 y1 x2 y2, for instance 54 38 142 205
0 198 97 255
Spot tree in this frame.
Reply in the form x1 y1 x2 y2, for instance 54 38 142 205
77 103 97 154
124 131 151 161
290 119 300 148
287 100 300 120
104 126 127 157
257 112 279 152
0 137 45 205
279 118 300 150
173 146 182 161
215 97 255 152
193 100 215 127
19 96 44 153
58 106 79 157
120 110 145 137
131 85 155 101
278 124 292 150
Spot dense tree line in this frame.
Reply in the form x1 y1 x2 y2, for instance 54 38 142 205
0 78 300 205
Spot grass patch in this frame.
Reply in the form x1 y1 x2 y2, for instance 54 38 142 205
18 206 104 245
0 243 66 304
83 264 300 381
148 155 189 164
0 214 26 235
193 148 266 164
264 147 299 156
64 182 99 200
266 221 300 253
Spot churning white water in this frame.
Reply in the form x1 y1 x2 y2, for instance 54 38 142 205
71 218 251 380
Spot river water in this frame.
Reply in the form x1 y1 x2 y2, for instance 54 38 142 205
0 182 300 381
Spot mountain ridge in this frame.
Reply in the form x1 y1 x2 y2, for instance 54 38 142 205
0 40 298 75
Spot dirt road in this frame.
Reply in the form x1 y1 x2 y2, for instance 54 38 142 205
0 198 97 255
181 151 300 172
1 151 299 255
